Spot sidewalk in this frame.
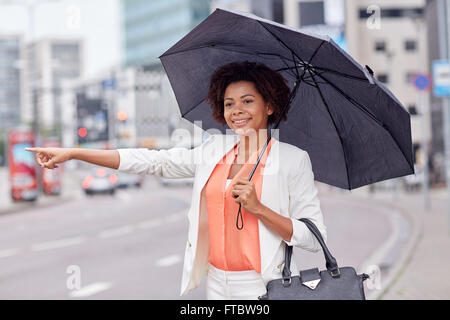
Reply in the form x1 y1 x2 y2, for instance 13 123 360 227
0 166 82 216
321 183 450 300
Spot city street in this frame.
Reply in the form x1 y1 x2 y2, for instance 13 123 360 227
0 171 398 299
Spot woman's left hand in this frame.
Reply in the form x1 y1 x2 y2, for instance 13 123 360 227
231 178 263 215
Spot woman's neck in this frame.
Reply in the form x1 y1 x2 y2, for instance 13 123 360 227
236 129 270 164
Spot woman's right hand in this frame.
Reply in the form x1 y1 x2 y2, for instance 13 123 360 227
25 147 73 169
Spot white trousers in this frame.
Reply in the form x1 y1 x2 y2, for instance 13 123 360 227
206 263 267 300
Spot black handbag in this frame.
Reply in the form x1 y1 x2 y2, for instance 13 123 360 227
258 218 370 300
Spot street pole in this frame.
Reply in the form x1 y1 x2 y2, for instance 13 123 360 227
438 0 450 234
419 89 430 210
414 17 431 211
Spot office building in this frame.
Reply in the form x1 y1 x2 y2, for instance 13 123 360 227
345 0 430 171
0 35 24 131
26 38 84 139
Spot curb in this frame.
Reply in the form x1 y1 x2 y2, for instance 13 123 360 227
366 196 424 300
332 191 423 300
0 193 76 217
0 171 81 217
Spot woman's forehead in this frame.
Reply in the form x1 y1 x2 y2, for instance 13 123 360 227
225 81 259 96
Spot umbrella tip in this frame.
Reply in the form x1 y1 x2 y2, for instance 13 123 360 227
365 65 374 76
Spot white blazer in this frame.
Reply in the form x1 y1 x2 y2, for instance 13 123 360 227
117 133 327 296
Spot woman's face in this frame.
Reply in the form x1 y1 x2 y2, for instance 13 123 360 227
223 81 273 136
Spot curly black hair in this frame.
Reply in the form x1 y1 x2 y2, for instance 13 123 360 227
206 61 291 126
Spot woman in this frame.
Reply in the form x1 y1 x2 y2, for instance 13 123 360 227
25 61 327 300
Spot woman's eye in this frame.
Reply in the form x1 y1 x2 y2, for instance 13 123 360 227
244 100 252 103
225 103 232 107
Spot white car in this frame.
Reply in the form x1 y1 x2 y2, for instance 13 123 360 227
82 168 118 195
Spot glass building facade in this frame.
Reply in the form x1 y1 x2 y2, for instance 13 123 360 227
121 0 211 68
0 36 22 130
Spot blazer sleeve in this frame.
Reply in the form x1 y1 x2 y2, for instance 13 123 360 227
116 135 215 179
283 150 327 252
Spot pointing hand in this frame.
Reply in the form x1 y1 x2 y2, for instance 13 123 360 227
25 147 72 169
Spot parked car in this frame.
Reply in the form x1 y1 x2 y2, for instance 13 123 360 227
116 172 144 189
82 168 118 195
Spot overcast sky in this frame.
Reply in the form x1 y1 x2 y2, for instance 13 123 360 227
0 0 121 78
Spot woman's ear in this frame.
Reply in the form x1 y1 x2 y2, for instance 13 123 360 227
266 104 274 116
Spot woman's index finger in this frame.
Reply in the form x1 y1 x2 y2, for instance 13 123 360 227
25 147 40 152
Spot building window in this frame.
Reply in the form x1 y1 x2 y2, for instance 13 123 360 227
377 73 388 83
375 41 386 52
299 1 325 27
273 0 284 23
405 40 417 51
408 104 418 115
359 7 423 19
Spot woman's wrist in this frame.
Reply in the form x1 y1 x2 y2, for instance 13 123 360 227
69 148 79 161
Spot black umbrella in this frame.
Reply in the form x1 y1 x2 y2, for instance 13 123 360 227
158 8 414 192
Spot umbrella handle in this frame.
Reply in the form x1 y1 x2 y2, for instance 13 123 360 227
236 205 244 230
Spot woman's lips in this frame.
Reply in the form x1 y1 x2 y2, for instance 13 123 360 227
232 118 251 127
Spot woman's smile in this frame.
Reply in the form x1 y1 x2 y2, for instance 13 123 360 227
232 118 252 127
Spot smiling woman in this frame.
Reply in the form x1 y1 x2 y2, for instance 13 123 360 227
206 61 291 129
25 60 327 301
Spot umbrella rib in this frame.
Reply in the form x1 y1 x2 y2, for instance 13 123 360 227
279 65 368 82
256 20 323 73
309 69 384 127
308 70 351 189
276 54 298 79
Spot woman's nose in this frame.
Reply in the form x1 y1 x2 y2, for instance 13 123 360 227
232 104 244 114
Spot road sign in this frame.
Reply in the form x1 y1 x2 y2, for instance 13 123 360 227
433 60 450 96
412 73 432 91
102 78 116 90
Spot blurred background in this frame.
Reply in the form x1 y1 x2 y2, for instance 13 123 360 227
0 0 449 300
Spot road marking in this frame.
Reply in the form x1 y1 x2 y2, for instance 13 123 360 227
0 248 22 258
156 254 182 267
137 218 163 230
98 225 135 239
69 282 113 298
30 236 86 252
165 213 184 223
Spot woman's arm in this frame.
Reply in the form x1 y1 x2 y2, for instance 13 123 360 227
71 148 120 169
25 147 120 170
253 205 293 243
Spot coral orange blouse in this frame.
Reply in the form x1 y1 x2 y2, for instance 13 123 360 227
205 137 275 273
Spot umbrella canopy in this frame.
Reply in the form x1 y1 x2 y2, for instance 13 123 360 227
159 8 414 190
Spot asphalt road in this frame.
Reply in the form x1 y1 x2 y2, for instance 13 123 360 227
0 173 392 299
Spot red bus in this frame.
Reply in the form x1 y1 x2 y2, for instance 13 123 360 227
8 129 38 202
41 138 63 195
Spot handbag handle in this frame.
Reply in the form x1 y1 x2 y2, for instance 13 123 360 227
282 218 340 282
